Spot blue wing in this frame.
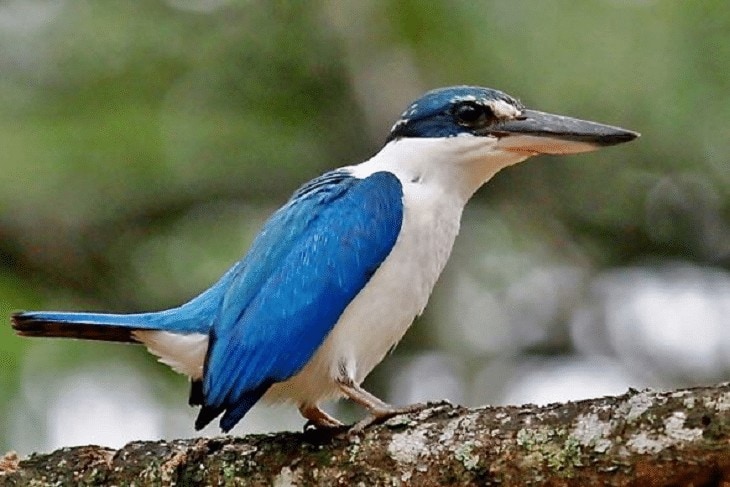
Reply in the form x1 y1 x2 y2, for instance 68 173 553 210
197 170 404 431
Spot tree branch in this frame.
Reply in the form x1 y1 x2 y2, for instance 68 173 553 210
3 384 730 486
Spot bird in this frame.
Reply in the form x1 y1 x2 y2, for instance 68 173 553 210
11 85 638 433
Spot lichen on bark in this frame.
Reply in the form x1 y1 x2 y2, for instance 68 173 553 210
2 384 730 486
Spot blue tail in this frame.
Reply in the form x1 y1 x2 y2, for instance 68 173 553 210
11 262 239 343
12 310 188 342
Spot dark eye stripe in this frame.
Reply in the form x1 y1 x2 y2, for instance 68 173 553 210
453 102 496 128
455 104 482 124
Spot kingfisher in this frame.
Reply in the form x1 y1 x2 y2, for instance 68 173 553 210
11 86 638 432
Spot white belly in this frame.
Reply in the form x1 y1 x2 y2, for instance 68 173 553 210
264 180 463 406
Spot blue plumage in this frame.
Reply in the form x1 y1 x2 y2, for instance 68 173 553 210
199 170 403 430
12 265 239 341
387 86 523 140
13 169 404 431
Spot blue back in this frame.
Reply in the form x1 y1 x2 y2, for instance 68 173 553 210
201 170 404 428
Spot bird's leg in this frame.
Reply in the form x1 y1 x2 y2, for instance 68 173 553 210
336 377 429 433
299 404 344 430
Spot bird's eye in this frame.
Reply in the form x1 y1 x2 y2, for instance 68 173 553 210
454 103 490 127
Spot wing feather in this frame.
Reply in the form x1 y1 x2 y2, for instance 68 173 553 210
198 170 403 430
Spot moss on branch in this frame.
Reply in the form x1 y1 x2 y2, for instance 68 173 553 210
3 384 730 486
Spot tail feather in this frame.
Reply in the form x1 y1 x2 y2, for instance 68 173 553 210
12 259 239 343
194 382 271 432
11 311 170 343
189 379 204 406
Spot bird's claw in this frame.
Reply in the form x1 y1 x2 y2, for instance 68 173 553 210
347 402 433 436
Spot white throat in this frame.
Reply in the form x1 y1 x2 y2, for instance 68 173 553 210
350 136 532 202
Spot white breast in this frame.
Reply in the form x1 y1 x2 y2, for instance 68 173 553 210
265 142 474 406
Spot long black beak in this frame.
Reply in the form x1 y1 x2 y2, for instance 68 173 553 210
490 109 639 155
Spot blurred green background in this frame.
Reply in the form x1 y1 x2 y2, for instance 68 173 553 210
2 0 729 454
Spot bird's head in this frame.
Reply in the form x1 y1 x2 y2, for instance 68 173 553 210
380 86 639 198
388 85 638 151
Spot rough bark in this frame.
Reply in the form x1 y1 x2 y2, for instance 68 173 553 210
2 384 730 486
